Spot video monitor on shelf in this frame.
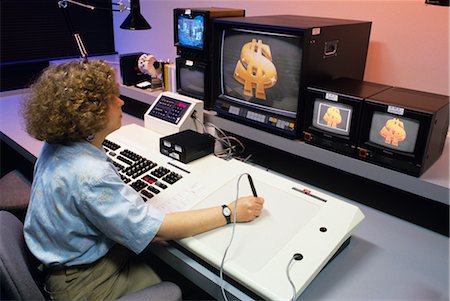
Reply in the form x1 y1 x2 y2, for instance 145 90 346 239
303 78 391 156
357 87 449 176
175 57 210 106
173 8 245 58
212 15 372 138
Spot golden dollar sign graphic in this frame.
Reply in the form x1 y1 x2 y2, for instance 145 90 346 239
234 39 277 100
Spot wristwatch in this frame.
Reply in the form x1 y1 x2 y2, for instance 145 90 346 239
222 204 231 224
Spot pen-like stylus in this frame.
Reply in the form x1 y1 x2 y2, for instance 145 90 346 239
247 174 258 197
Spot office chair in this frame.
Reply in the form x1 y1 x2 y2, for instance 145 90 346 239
0 170 31 222
0 210 182 301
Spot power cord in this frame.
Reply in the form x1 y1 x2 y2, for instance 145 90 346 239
190 114 246 160
191 110 208 134
205 122 245 160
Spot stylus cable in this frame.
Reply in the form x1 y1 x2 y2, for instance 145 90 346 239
219 173 253 301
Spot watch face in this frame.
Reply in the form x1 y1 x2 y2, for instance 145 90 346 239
223 206 231 216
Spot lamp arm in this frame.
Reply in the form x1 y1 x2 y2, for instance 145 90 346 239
58 0 128 12
57 0 130 60
58 0 94 10
58 0 90 60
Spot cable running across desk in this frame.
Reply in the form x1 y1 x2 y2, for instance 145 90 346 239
219 173 257 301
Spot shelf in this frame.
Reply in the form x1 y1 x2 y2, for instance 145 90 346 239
204 111 449 205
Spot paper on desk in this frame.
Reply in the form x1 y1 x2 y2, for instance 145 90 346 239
152 183 211 213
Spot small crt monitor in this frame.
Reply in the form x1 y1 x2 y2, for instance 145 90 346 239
176 57 214 109
303 78 391 156
173 8 245 58
357 87 449 177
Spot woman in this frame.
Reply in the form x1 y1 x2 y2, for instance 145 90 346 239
22 60 264 300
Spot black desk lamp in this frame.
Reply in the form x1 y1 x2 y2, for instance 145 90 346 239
120 0 151 30
58 0 151 60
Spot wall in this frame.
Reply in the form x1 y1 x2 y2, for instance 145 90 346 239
113 0 449 96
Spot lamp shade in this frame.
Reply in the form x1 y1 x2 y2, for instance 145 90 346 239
120 0 151 30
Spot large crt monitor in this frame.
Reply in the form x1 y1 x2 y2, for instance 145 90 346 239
357 87 449 176
213 15 372 138
304 78 391 156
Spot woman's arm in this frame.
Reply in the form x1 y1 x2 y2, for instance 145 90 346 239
153 196 264 242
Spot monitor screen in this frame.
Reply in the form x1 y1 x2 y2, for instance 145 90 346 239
179 65 205 97
177 14 205 50
312 99 353 136
220 28 302 118
369 112 419 153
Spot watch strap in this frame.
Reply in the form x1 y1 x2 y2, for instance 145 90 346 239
222 204 231 224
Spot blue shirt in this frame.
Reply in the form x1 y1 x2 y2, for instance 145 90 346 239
24 141 165 267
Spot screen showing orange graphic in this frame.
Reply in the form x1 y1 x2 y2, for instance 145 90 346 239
369 112 419 153
233 39 278 100
312 99 352 136
221 28 301 116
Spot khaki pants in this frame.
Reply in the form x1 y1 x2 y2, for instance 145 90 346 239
45 245 161 301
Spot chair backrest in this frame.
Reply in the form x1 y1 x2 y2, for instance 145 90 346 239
0 210 46 300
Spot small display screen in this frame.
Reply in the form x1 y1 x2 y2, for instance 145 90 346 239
220 28 302 118
179 65 205 98
312 99 352 136
369 111 419 153
177 14 204 50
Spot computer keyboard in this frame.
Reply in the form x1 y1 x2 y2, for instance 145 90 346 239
102 139 183 202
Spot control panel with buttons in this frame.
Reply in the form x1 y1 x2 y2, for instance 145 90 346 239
144 91 204 136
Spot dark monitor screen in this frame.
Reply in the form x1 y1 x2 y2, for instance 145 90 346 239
312 98 353 136
179 65 205 97
220 28 302 118
177 14 205 50
369 111 419 153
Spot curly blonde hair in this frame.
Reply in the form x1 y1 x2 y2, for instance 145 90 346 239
22 60 119 143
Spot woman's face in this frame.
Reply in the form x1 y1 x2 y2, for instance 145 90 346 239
104 96 124 135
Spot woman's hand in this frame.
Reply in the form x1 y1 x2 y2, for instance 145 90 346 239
228 196 265 223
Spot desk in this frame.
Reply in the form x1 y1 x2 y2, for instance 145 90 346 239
1 89 448 300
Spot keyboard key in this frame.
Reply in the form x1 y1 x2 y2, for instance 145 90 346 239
163 172 182 184
141 190 154 199
103 139 121 150
151 166 170 178
117 155 133 165
130 180 147 192
147 186 160 194
155 181 167 189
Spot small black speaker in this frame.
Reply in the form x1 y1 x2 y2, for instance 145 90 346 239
119 52 150 86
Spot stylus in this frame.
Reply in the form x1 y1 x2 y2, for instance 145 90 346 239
247 174 258 197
